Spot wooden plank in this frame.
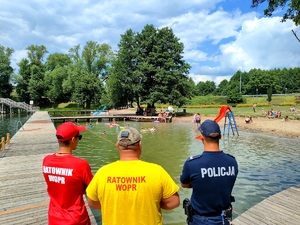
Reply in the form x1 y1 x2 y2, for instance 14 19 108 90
232 185 300 225
50 115 172 123
0 111 97 225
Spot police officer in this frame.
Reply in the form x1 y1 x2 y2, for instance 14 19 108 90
180 120 238 225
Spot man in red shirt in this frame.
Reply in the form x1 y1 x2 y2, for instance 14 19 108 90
42 122 93 225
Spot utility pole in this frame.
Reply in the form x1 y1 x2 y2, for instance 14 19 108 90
239 74 241 93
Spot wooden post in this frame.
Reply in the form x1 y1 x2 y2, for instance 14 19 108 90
1 137 5 152
6 133 10 145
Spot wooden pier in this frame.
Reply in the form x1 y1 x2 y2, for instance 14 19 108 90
50 115 173 123
0 98 35 114
0 111 97 225
232 184 300 225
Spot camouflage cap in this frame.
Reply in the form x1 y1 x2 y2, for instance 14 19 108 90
117 127 141 147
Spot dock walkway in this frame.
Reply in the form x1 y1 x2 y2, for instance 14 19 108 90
50 115 173 123
0 111 97 225
232 184 300 225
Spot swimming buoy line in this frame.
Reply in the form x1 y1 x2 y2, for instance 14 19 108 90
57 113 116 146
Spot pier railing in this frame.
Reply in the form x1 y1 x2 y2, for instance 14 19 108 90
1 133 10 156
0 98 35 113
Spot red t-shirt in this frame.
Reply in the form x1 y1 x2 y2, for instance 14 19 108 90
42 154 93 225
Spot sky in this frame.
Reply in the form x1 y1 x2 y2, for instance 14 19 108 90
1 0 300 85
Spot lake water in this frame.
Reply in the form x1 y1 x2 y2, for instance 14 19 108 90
70 120 300 225
0 114 31 139
2 115 300 224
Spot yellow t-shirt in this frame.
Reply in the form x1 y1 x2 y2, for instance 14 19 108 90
86 160 179 225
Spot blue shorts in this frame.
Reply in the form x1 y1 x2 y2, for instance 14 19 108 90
189 215 230 225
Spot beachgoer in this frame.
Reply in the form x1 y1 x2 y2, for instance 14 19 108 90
253 103 257 113
245 116 253 123
86 127 180 225
276 110 282 118
157 112 166 123
195 113 201 126
180 120 238 225
149 127 157 132
193 113 197 123
42 122 93 225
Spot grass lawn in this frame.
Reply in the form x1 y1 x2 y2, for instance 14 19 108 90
183 105 299 120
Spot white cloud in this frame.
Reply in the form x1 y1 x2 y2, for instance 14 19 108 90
220 17 300 72
1 0 299 86
189 73 213 84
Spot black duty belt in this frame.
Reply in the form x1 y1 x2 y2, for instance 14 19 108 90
193 210 223 217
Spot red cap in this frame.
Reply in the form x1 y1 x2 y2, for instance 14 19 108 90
56 122 86 142
195 134 203 140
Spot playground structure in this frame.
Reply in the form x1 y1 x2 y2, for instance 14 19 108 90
214 106 239 136
92 106 107 116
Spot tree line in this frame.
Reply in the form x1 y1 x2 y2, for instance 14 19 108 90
1 24 300 111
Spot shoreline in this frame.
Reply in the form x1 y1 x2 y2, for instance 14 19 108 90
110 109 300 139
172 115 300 139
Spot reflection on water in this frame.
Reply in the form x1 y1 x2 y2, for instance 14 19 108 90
57 120 300 225
226 131 300 217
0 114 30 138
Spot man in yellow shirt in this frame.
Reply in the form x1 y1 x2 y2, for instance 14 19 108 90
86 127 180 225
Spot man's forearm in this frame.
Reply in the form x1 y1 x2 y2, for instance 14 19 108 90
181 182 192 188
87 198 101 209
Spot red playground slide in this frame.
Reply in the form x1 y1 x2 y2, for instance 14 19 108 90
214 106 231 123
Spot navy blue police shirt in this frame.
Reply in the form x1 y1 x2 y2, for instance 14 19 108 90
180 151 238 215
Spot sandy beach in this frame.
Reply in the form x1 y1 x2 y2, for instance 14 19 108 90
173 115 300 139
110 109 300 139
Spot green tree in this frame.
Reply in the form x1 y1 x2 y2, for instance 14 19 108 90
285 67 300 92
44 67 70 105
26 45 48 63
0 45 14 97
267 86 272 102
44 53 72 105
224 67 300 96
195 81 216 95
226 92 244 104
27 45 48 105
15 58 31 102
108 30 138 108
82 41 114 81
66 41 112 109
110 25 192 112
138 26 192 108
46 53 71 71
16 45 48 104
216 79 229 96
251 0 300 25
224 70 248 95
187 77 197 96
251 0 300 42
246 69 280 96
28 64 46 106
71 70 103 109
